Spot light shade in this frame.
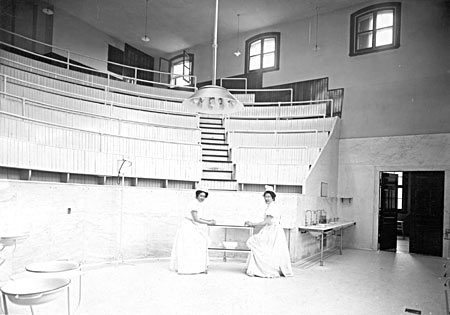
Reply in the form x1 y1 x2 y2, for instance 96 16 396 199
182 85 244 115
42 7 54 15
141 35 150 42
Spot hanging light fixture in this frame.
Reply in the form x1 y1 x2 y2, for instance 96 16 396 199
182 0 244 115
233 14 241 57
42 0 54 15
141 0 150 42
313 6 320 51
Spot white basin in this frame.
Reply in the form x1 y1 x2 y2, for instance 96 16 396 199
26 260 79 273
223 241 238 249
309 231 322 237
1 277 70 306
0 233 29 246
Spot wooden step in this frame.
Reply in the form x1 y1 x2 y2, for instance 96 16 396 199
202 148 228 157
201 128 225 135
201 138 226 145
201 133 225 141
202 161 234 172
202 143 229 151
199 123 224 129
202 155 229 162
202 169 233 180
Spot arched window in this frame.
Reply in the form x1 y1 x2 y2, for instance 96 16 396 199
170 51 194 86
350 2 401 56
245 32 280 73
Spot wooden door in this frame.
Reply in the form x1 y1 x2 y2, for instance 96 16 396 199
379 172 398 251
409 171 444 256
123 44 154 85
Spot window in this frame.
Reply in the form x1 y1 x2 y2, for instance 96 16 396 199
350 2 401 56
170 51 193 86
387 171 404 212
245 32 280 73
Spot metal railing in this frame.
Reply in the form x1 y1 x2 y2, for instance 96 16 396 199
0 28 335 119
0 28 197 92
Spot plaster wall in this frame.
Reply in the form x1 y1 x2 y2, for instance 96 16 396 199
186 1 450 139
0 180 305 276
338 133 450 256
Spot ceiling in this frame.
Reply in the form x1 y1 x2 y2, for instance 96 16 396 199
52 0 370 55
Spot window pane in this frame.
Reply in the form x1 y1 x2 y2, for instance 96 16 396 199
376 10 393 29
376 27 393 46
358 13 373 32
357 32 372 49
175 77 189 86
397 173 403 186
249 40 261 56
397 187 403 209
172 62 191 85
173 63 183 75
249 55 261 70
262 52 275 68
263 38 275 53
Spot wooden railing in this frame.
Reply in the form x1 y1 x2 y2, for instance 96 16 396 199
227 130 329 148
225 117 333 133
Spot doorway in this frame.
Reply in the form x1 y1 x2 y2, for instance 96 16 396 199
378 171 444 256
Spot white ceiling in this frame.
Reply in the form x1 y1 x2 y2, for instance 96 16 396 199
52 0 370 55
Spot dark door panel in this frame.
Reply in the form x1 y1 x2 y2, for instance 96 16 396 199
409 171 444 256
379 172 398 251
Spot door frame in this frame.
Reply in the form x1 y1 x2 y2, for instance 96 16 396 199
374 167 448 257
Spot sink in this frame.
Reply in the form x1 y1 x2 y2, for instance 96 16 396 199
0 232 29 247
1 277 71 306
309 231 322 237
0 232 28 247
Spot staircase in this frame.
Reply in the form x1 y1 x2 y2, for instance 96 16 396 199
199 115 238 191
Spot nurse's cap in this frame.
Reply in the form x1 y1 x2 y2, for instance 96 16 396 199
196 186 209 198
263 185 276 197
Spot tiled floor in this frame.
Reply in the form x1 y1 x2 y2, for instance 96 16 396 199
1 249 447 315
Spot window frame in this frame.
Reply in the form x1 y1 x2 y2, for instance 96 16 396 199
169 51 194 86
349 2 401 56
244 32 280 74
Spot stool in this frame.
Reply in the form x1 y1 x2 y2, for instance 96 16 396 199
397 220 405 239
1 277 71 315
25 260 82 313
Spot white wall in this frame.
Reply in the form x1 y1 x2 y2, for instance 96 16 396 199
338 133 450 253
0 180 301 276
52 9 120 71
186 1 450 138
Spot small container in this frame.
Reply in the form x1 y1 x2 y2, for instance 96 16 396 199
319 215 327 224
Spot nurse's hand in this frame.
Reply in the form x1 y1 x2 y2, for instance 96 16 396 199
208 219 216 225
244 221 253 227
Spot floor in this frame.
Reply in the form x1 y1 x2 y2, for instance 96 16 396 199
397 236 410 253
1 249 447 315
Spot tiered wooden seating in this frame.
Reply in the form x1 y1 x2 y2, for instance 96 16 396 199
226 102 335 187
0 93 201 143
0 49 194 99
0 50 204 184
0 111 202 181
0 62 191 113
